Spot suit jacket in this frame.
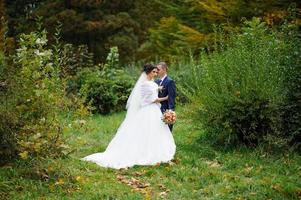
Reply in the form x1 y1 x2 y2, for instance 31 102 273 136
155 76 176 113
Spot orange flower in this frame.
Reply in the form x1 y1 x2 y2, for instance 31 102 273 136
162 110 177 124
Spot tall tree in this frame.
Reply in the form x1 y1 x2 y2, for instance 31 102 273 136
4 0 161 63
139 0 300 60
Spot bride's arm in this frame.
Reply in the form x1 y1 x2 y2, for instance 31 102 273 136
154 95 168 103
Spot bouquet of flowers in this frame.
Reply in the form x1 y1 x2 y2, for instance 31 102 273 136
162 110 177 125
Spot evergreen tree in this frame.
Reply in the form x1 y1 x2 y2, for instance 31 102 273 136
4 0 160 63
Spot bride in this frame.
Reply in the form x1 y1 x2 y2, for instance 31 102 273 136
81 64 176 169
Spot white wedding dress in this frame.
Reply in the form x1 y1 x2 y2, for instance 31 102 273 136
81 73 176 169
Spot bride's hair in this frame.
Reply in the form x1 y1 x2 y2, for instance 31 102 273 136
143 64 157 74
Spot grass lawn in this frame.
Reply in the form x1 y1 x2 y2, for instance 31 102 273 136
1 108 301 199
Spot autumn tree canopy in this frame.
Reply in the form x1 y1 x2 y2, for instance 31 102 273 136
2 0 300 63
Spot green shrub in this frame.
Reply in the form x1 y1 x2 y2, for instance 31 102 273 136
76 47 134 114
77 69 133 114
0 28 74 164
178 18 299 148
171 55 205 104
0 52 18 164
78 68 117 114
201 93 282 146
278 11 301 150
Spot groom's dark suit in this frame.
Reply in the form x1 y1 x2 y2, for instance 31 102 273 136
155 76 176 131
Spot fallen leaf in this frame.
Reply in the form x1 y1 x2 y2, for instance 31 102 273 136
19 151 28 160
205 160 220 168
159 191 168 198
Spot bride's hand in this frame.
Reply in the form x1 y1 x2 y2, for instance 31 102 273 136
158 86 164 91
155 95 168 103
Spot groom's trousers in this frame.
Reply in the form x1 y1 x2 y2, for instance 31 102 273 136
168 124 173 132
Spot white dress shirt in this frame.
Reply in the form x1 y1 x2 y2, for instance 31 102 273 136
159 75 167 85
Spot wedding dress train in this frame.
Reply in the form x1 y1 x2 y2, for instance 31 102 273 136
81 74 176 169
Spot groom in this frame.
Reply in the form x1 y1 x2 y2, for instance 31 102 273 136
155 62 176 132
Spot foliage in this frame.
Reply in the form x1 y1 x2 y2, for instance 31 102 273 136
278 7 301 150
139 16 209 61
0 14 7 53
139 0 299 61
0 51 17 164
175 17 300 148
4 0 299 62
59 44 94 77
0 1 14 55
4 0 161 63
76 47 134 114
170 54 205 104
0 27 80 164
